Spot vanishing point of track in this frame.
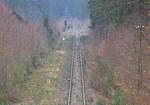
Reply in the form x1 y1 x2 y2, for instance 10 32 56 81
67 33 86 105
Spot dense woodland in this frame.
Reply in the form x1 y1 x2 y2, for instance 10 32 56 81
86 0 150 104
89 0 148 27
0 0 89 104
0 2 62 104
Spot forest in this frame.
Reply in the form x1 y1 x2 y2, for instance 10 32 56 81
0 0 150 104
85 0 150 104
0 1 64 104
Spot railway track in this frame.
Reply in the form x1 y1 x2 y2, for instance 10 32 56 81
67 33 86 105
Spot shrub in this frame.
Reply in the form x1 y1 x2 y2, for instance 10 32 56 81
111 89 127 105
104 71 114 88
12 11 24 22
31 53 40 69
96 100 106 105
81 36 89 45
25 61 34 75
0 98 9 105
96 58 105 72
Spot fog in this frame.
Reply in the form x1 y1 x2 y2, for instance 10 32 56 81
2 0 89 22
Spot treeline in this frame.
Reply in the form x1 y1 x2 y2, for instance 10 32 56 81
89 0 149 28
0 2 59 103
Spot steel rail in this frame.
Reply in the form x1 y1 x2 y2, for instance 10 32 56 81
67 35 86 105
79 39 86 105
67 37 75 105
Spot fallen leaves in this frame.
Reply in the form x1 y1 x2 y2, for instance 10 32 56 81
91 61 97 66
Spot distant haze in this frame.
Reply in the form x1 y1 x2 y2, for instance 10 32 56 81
2 0 89 22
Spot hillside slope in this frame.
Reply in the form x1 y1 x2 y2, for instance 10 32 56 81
84 21 150 105
0 2 60 104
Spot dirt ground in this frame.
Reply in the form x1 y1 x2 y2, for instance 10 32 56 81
55 39 72 105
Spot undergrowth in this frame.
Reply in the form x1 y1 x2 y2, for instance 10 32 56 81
111 89 127 105
80 36 89 45
94 57 127 104
0 99 9 105
96 100 106 105
22 37 67 104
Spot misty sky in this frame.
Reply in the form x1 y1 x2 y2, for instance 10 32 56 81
2 0 89 22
